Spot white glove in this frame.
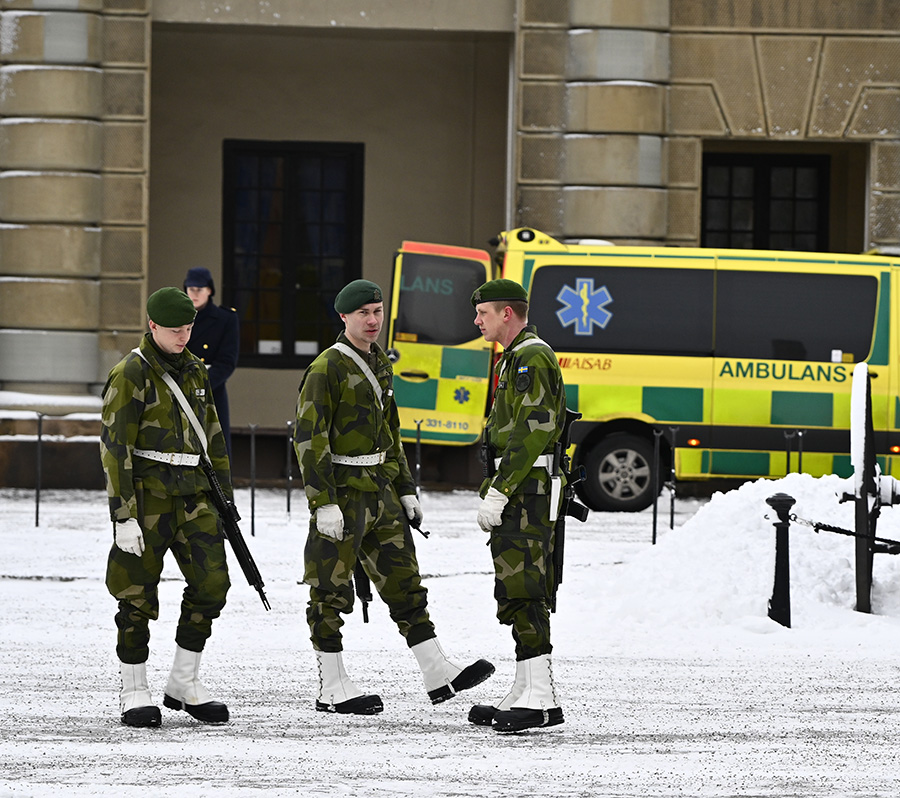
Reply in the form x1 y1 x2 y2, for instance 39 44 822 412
316 504 344 540
477 487 508 533
400 494 423 527
114 518 145 556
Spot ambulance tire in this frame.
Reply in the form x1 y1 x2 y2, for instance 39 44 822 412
579 433 658 512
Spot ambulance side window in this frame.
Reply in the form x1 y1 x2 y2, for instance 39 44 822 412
715 270 878 361
396 253 485 346
531 265 714 356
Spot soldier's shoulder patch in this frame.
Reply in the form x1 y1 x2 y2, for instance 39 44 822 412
514 366 532 392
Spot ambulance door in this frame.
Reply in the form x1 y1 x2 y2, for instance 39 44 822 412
388 241 495 444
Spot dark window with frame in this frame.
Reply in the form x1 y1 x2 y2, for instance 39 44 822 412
223 140 364 368
702 154 829 251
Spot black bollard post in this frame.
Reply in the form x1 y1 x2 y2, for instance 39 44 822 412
249 423 258 537
667 426 679 530
766 493 795 628
285 420 294 515
651 428 663 544
35 412 44 527
797 430 805 474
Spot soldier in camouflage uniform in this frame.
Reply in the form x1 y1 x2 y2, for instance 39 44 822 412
101 287 232 728
467 278 567 733
294 279 494 715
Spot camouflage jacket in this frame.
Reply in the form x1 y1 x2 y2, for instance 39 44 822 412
481 325 567 499
100 332 232 522
294 331 415 511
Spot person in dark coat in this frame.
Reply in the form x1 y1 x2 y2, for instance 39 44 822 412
183 267 239 458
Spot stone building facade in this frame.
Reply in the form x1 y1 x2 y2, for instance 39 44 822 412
0 0 897 485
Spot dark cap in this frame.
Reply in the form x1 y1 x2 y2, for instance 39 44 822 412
335 279 383 314
183 267 215 296
471 278 528 306
147 287 197 327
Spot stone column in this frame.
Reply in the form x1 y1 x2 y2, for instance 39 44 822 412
0 0 148 399
514 0 670 243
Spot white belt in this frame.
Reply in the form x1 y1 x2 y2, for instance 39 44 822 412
332 451 387 466
133 448 201 467
493 453 561 522
493 454 553 471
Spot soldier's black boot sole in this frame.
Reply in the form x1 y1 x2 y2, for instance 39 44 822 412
467 703 498 726
163 694 229 723
429 659 496 704
121 705 162 728
493 706 564 733
316 694 384 715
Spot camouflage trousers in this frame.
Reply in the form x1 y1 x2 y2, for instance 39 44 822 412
105 487 230 664
490 491 557 661
304 484 435 652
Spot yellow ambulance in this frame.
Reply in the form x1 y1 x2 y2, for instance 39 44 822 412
387 228 900 511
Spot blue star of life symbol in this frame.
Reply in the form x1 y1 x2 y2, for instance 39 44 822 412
555 278 613 336
454 387 470 404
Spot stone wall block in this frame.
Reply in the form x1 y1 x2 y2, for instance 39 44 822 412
757 36 820 138
522 0 567 27
667 136 701 187
517 186 564 234
567 83 666 134
669 85 727 135
0 223 100 276
101 172 144 224
848 88 900 139
563 134 663 186
562 186 666 239
520 81 566 131
102 68 145 118
0 171 101 222
1 1 103 11
0 329 99 384
518 133 564 183
0 276 98 329
570 0 669 29
99 278 142 331
0 11 101 65
0 118 102 170
0 65 102 117
666 187 700 243
870 193 900 245
100 225 144 275
102 121 145 171
568 29 669 82
101 14 147 66
873 142 900 191
521 29 566 79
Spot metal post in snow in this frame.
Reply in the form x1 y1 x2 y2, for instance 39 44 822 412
797 430 805 473
766 492 795 628
249 423 258 537
285 420 294 515
667 426 679 530
35 412 44 528
651 427 663 545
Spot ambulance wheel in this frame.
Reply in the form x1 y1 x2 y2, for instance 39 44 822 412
579 433 657 512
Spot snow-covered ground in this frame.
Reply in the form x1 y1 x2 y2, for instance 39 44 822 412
4 473 900 797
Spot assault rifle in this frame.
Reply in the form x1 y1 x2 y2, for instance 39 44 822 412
201 457 271 611
551 408 589 612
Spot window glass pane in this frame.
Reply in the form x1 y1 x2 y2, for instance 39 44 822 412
235 155 258 188
769 200 794 232
732 232 754 248
322 158 348 190
260 157 282 190
715 270 877 361
732 166 754 198
770 167 794 198
530 265 714 355
732 199 754 231
795 167 818 199
795 201 818 231
705 198 729 231
396 253 487 346
706 165 730 196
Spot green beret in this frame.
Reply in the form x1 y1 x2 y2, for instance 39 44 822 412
147 287 197 327
471 278 528 306
335 279 383 313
